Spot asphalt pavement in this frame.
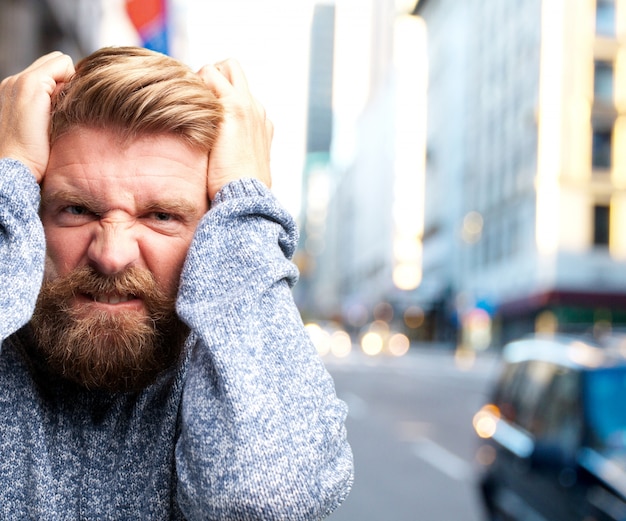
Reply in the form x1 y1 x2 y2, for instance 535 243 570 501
323 346 501 521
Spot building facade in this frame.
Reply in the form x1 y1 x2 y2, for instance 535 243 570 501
300 0 626 350
296 0 429 349
416 0 626 347
0 0 102 78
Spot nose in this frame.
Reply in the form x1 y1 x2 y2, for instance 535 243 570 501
87 219 140 275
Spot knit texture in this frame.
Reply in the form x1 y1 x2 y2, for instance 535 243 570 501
0 159 353 520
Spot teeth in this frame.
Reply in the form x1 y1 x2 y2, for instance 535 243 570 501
94 294 132 304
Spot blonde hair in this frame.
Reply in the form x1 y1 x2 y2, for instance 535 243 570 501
51 46 222 151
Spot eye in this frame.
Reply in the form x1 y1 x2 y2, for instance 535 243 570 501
64 205 92 216
142 211 185 234
152 212 174 222
51 204 99 226
61 205 98 220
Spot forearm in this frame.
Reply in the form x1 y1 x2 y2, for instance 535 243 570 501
0 159 45 340
175 178 353 520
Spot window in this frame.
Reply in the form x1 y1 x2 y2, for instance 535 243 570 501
594 60 614 102
593 204 610 246
584 368 626 450
532 369 582 454
494 361 555 431
592 128 612 169
493 362 525 422
596 0 616 36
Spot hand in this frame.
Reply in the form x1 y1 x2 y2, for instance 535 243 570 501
0 51 75 183
197 59 273 200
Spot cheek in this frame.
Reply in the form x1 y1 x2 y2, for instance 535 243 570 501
43 227 91 278
141 236 194 297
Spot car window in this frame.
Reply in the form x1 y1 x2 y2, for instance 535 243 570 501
494 360 555 432
493 361 526 423
493 364 522 421
584 367 626 450
531 368 582 452
515 361 556 432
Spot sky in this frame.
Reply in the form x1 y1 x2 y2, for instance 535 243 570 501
101 0 319 217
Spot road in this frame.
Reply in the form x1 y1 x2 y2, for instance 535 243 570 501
323 347 501 521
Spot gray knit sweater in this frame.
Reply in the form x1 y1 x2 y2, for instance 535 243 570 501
0 158 353 520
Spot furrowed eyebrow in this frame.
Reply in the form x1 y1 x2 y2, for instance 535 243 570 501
40 190 204 221
142 200 201 221
40 190 107 214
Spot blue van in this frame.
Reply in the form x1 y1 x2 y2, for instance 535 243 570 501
475 335 626 520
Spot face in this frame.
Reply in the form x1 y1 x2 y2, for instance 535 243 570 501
41 127 209 299
33 127 209 391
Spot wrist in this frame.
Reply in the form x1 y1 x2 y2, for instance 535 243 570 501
211 178 271 205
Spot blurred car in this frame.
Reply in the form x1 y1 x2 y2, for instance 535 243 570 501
474 335 626 521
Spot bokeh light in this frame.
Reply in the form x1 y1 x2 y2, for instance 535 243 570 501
388 333 410 357
361 331 384 356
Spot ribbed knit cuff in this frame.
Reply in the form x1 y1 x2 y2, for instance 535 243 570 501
212 178 270 206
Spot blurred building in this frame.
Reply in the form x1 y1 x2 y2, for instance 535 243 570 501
416 0 626 347
0 0 183 79
306 3 336 157
0 0 101 78
298 0 626 350
295 0 428 346
294 2 337 321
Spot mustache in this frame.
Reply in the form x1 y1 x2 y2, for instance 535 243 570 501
31 265 187 391
42 266 175 317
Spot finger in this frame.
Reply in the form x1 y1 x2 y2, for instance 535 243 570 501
196 64 234 97
21 51 65 72
24 51 74 82
16 53 75 96
0 54 73 106
214 59 250 91
37 53 75 86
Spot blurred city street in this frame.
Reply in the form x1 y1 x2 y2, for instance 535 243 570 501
1 0 625 518
323 347 500 521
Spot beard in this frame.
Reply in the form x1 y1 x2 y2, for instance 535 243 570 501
30 266 188 393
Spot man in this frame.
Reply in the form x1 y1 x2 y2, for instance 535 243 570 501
0 47 353 519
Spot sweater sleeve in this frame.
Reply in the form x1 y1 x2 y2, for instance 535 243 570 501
0 159 45 342
174 178 353 520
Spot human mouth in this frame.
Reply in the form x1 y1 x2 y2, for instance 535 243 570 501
90 293 138 305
